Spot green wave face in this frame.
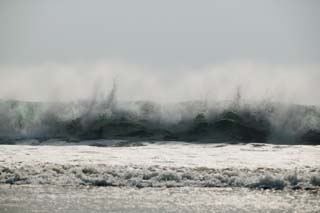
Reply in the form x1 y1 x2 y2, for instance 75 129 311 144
0 99 319 145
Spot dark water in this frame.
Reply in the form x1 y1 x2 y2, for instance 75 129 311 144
1 100 320 145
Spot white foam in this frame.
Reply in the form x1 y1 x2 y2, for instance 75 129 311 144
1 143 320 189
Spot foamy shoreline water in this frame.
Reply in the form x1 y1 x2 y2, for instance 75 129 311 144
0 142 319 189
0 142 320 212
1 185 320 213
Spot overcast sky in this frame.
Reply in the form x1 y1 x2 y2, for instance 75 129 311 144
1 0 319 67
0 0 319 104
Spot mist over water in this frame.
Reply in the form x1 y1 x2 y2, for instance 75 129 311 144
0 61 319 105
0 61 319 145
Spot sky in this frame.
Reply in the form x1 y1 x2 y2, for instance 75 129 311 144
0 0 319 104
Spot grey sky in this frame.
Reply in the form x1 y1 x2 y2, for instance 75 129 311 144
0 0 320 104
1 0 319 67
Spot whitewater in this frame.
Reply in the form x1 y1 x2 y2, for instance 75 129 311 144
0 94 320 212
0 141 319 212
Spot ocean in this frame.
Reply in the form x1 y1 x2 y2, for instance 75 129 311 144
0 100 319 212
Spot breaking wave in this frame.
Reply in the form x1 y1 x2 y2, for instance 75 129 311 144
0 85 320 145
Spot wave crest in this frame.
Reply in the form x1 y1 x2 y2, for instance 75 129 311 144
0 97 320 144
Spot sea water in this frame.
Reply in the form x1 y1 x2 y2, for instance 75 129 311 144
0 141 319 212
